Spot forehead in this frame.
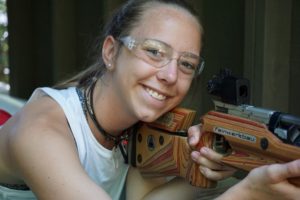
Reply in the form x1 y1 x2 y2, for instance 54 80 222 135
130 4 202 54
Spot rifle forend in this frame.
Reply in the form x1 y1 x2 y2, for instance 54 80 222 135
200 69 300 186
207 68 300 147
129 69 300 188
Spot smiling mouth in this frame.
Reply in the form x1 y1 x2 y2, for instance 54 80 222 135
145 87 167 101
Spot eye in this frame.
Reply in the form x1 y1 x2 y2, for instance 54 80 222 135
146 48 160 56
145 48 163 58
178 60 196 74
141 40 168 61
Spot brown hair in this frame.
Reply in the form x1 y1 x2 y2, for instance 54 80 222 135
55 0 203 89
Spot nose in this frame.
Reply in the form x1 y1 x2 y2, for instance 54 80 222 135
156 59 178 84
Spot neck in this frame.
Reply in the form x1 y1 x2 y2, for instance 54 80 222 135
83 80 138 149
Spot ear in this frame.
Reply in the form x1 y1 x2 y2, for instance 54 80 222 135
102 35 118 69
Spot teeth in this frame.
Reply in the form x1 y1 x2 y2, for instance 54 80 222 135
146 88 166 101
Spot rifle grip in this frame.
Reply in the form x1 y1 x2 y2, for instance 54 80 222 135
129 108 218 188
190 131 217 188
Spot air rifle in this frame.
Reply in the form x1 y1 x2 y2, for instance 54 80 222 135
128 69 300 188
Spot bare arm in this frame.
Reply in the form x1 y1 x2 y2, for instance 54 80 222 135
126 167 167 200
5 97 112 200
216 160 300 200
126 167 200 200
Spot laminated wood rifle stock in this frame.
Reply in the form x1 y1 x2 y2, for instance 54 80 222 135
199 110 300 187
129 69 300 188
128 107 216 188
202 68 300 186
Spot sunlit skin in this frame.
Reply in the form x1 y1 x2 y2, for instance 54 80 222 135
0 5 203 191
91 4 202 146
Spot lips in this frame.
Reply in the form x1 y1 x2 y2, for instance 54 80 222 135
145 87 167 101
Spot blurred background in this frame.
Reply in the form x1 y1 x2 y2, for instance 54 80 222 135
0 0 9 93
1 0 300 118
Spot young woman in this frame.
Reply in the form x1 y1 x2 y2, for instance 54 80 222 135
0 0 299 200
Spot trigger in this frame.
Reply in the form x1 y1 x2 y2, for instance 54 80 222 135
213 134 231 155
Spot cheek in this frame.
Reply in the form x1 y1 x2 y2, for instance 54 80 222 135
165 80 192 112
177 79 193 99
115 56 156 83
115 50 136 73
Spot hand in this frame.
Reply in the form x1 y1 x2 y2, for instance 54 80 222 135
217 159 300 200
187 124 236 181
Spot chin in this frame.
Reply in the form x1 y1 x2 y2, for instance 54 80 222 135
139 115 158 123
137 111 164 123
135 103 177 123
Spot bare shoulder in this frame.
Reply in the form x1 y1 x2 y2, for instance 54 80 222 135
0 95 111 199
7 94 75 152
0 95 77 178
0 96 110 199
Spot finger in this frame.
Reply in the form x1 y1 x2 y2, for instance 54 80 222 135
281 159 300 179
187 124 202 148
200 147 223 163
191 150 234 171
191 151 223 170
266 160 300 183
199 166 236 181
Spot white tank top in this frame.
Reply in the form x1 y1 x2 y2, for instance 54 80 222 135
0 87 129 200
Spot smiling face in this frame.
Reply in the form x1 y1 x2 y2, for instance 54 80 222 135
105 3 202 122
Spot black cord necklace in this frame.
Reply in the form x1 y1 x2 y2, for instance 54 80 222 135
83 81 129 147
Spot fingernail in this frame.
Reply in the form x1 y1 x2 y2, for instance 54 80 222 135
200 147 208 154
191 151 200 161
189 136 196 144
